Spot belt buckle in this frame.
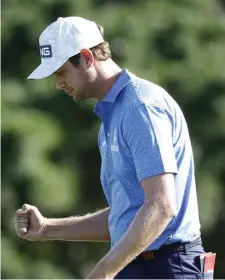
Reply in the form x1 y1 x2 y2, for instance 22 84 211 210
142 251 154 260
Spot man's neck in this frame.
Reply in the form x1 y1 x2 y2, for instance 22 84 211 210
94 59 122 101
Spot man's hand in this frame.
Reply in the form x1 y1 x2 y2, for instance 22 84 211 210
14 204 47 241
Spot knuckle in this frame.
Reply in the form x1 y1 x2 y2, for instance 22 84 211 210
15 224 20 230
14 219 18 226
15 217 22 223
16 209 22 216
22 203 31 210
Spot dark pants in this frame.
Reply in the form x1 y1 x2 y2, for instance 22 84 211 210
114 239 214 279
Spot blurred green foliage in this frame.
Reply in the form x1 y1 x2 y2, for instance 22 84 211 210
1 0 225 278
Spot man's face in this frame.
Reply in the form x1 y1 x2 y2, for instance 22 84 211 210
54 56 96 101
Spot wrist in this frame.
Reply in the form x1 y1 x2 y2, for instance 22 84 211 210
40 217 48 240
40 217 79 241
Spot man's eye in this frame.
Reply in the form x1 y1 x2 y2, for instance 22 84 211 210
57 72 64 77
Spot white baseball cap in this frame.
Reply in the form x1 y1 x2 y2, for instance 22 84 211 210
27 16 104 80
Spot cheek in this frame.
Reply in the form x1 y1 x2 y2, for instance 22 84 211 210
67 74 83 88
66 75 76 87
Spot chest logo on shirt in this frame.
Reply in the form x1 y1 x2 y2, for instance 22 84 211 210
111 130 119 152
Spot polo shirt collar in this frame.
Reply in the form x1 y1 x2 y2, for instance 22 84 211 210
93 69 132 117
101 68 132 103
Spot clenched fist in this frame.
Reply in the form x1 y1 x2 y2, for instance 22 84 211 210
14 204 47 241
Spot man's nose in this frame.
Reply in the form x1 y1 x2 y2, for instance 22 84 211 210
56 79 66 90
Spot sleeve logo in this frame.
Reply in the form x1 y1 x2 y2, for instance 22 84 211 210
40 45 52 58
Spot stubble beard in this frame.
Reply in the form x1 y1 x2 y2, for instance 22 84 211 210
72 86 92 102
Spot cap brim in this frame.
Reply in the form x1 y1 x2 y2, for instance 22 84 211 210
27 58 68 80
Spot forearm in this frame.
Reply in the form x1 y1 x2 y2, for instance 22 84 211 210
95 202 174 277
42 207 110 242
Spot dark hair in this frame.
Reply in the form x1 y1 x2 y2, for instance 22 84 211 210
69 24 111 66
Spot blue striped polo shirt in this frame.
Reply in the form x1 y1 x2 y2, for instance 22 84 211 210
93 69 201 251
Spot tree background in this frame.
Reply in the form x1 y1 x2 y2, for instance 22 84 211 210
1 0 225 278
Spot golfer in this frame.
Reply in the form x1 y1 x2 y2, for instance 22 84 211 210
14 17 210 279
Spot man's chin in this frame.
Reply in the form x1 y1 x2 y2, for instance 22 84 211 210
72 95 83 102
72 93 88 102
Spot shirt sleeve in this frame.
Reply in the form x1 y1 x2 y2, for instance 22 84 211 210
123 103 178 182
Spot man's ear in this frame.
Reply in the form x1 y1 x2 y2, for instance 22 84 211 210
80 49 94 67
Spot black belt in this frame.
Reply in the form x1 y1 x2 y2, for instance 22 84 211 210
140 237 202 260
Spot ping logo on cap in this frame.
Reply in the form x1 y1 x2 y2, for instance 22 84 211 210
40 45 52 58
